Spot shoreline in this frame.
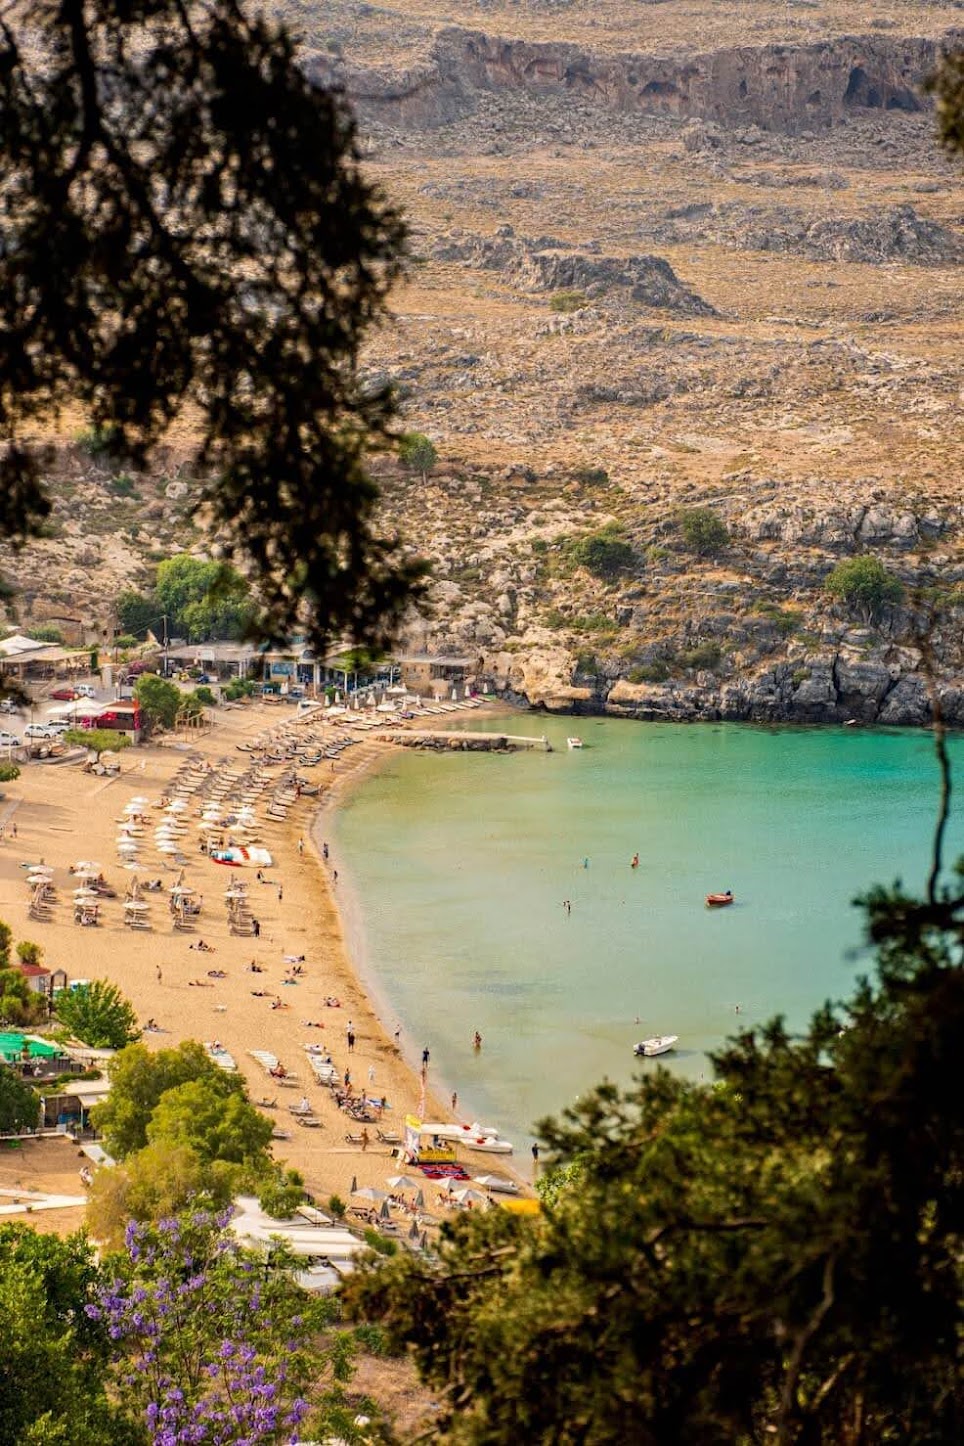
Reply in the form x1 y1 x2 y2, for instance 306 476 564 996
0 697 532 1229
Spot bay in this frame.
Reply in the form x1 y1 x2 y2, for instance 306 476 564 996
328 717 963 1150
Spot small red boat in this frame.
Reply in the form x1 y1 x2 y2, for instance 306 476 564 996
706 891 734 908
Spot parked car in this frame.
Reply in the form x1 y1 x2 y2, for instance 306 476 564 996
24 723 56 739
0 698 21 714
44 720 71 735
75 684 97 699
0 729 21 748
50 687 79 701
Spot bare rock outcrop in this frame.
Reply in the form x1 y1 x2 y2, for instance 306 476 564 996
430 227 715 314
311 26 963 135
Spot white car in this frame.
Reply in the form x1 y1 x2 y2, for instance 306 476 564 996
24 723 56 739
0 729 21 748
44 720 71 735
76 684 97 698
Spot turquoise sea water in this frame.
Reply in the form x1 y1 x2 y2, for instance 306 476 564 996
327 717 963 1149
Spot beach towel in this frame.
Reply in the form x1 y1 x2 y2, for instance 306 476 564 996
418 1163 469 1181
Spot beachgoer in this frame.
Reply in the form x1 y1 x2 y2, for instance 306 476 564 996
360 1128 369 1152
367 1063 375 1084
322 842 329 862
297 837 304 855
451 1090 458 1114
10 823 16 839
473 1031 482 1052
299 1096 310 1113
393 1026 401 1047
252 919 260 938
347 1031 355 1053
631 853 639 869
332 869 338 884
155 966 162 983
563 899 571 915
277 885 283 902
421 1046 430 1068
583 857 589 869
531 1142 540 1165
256 870 264 882
343 1068 351 1088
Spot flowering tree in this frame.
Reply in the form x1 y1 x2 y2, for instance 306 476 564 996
90 1209 338 1445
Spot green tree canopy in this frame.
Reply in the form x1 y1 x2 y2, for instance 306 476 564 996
399 431 439 479
92 1040 245 1160
63 729 131 758
86 1140 234 1250
825 555 904 623
55 981 140 1050
0 763 20 784
677 506 729 556
568 524 635 580
0 1224 137 1446
133 673 181 730
0 0 426 651
146 1077 274 1172
116 588 160 641
346 853 964 1443
0 1067 40 1133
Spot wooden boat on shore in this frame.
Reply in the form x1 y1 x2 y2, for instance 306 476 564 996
634 1035 678 1058
706 891 734 908
566 736 584 749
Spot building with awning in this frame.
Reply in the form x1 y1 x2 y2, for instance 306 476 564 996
0 634 92 681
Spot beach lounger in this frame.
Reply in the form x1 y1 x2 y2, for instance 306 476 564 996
377 1130 403 1146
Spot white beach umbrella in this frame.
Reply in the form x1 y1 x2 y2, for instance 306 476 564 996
130 795 149 804
351 1186 389 1203
125 900 149 912
450 1187 488 1207
157 842 178 854
73 860 100 872
386 1175 421 1192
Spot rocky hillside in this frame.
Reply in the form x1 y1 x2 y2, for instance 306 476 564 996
5 0 964 725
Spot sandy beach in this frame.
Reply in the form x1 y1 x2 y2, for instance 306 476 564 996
0 697 522 1224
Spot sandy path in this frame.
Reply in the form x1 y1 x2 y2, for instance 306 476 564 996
0 700 520 1221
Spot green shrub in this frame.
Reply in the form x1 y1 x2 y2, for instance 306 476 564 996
0 763 20 784
25 626 64 643
573 466 609 486
568 525 635 581
110 473 138 496
398 432 438 478
628 663 669 684
792 668 812 687
16 940 43 967
574 651 599 675
363 1227 398 1256
76 423 124 459
544 609 568 630
646 545 670 564
328 1194 346 1219
549 290 589 313
677 508 729 557
679 642 722 671
825 556 904 622
192 686 216 707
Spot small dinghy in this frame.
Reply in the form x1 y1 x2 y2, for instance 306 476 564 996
706 891 734 908
566 736 584 749
634 1034 678 1058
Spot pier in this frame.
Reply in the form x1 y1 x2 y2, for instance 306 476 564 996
385 730 551 753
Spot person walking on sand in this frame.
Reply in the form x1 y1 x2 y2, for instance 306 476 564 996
531 1142 540 1169
368 1063 375 1084
297 837 304 855
277 884 283 902
155 966 162 984
451 1090 458 1114
422 1046 430 1069
347 1030 355 1053
322 841 329 862
252 918 260 938
393 1025 401 1048
360 1128 369 1152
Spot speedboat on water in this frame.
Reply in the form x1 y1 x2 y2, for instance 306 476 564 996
706 890 734 908
634 1035 678 1058
419 1121 499 1141
566 736 584 749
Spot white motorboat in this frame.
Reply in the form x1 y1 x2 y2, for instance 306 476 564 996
472 1174 520 1194
418 1121 499 1142
566 736 584 749
633 1034 678 1058
463 1135 513 1154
